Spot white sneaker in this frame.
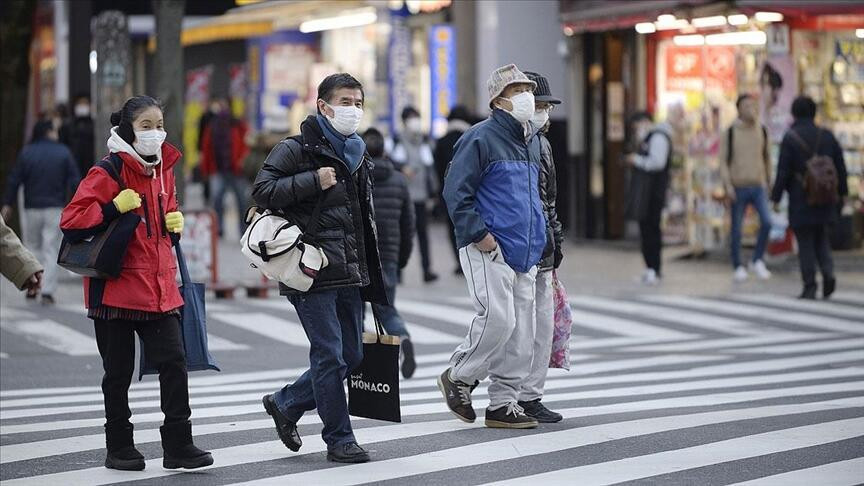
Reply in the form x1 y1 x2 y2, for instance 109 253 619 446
733 266 748 282
641 269 659 286
749 260 772 280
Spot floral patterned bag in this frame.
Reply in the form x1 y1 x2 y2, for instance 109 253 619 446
549 270 572 370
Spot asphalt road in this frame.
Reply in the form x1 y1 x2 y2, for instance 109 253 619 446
2 264 863 485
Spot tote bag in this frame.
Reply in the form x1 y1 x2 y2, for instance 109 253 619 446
347 310 402 422
548 270 572 370
139 243 220 380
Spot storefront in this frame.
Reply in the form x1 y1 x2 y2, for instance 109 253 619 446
561 1 864 250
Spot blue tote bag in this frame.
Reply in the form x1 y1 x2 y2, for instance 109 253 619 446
138 242 220 380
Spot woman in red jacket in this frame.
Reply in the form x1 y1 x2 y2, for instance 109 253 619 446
60 96 213 471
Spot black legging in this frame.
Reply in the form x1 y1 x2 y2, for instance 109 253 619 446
414 202 432 274
95 316 190 427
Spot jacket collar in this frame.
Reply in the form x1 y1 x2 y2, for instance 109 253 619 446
491 108 527 142
106 127 181 174
792 118 815 128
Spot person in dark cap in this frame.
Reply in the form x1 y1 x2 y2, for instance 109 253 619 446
433 104 474 274
519 71 564 424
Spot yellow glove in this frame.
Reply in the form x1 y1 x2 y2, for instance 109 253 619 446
165 211 184 233
113 189 141 214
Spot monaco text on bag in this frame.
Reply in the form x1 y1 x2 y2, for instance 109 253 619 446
348 309 402 423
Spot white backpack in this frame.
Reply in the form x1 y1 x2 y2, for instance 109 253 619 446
240 202 328 292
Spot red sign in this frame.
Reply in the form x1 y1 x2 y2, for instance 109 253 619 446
665 45 736 93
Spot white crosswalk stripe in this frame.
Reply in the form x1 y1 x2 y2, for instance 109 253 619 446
1 292 862 485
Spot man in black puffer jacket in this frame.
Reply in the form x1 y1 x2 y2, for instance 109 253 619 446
363 127 417 378
253 73 386 465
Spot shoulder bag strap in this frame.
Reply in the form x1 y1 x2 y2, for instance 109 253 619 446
789 129 814 157
174 241 192 286
98 153 126 191
302 192 327 238
726 127 734 167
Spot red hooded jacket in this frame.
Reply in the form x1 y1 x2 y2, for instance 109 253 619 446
60 142 183 313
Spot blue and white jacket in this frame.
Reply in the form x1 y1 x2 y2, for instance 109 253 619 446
443 109 546 273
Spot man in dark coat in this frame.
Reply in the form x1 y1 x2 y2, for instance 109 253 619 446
363 127 417 378
433 105 473 274
253 73 387 464
771 96 848 299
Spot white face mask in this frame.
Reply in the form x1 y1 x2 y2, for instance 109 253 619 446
405 117 422 134
74 104 90 118
503 91 535 124
133 129 166 156
531 108 549 129
325 103 363 136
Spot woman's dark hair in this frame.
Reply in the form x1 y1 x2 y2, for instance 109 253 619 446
760 62 783 90
447 105 472 123
110 95 161 145
30 119 54 142
317 73 364 111
362 127 385 158
791 96 817 119
629 111 652 124
736 94 753 109
401 106 420 121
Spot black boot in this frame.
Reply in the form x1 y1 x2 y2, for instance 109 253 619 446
401 338 416 379
160 421 213 470
799 283 817 300
104 423 145 471
823 277 836 299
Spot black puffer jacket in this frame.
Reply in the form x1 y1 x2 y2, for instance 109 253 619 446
372 157 415 268
538 134 564 271
252 116 387 304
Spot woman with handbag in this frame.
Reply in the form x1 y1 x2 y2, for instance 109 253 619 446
60 96 213 471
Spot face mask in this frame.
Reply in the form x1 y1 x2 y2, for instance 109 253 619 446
325 103 363 136
74 104 90 118
405 117 422 134
133 129 167 156
503 91 535 124
531 108 549 129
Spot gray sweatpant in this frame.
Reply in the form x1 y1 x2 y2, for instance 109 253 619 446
23 207 62 296
519 269 554 402
449 243 537 410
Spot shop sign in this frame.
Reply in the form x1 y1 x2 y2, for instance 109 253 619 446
767 24 789 54
429 24 457 139
664 45 736 93
389 11 413 133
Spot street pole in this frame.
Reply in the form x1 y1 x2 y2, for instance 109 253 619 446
153 0 186 202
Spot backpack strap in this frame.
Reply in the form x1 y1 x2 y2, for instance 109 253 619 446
95 153 126 191
726 127 734 167
789 129 815 157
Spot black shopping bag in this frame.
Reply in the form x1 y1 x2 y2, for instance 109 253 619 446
347 310 402 422
138 242 220 380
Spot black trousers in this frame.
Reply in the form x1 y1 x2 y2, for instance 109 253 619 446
94 316 191 427
793 224 834 287
414 202 432 274
638 197 664 276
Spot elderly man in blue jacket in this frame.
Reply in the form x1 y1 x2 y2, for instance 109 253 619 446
437 64 546 429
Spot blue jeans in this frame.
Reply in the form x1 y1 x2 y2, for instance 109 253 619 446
209 173 248 237
372 261 410 338
273 287 364 448
730 186 772 268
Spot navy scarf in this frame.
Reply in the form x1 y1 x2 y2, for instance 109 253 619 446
316 114 365 173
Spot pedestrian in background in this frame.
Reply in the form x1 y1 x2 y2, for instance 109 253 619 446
60 95 212 471
440 63 545 429
363 127 417 378
771 95 848 299
433 104 473 276
0 214 43 296
519 71 564 423
201 97 250 238
2 119 80 305
720 94 773 282
627 111 673 286
254 73 387 464
66 93 96 178
392 106 438 283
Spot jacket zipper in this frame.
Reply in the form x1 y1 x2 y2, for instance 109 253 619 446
141 195 152 238
157 194 168 237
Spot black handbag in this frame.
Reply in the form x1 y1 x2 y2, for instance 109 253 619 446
626 167 652 222
57 154 140 279
347 309 402 423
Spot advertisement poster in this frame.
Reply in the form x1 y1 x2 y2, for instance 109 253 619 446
388 11 412 133
229 63 247 119
759 55 797 143
429 24 457 139
183 65 212 171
